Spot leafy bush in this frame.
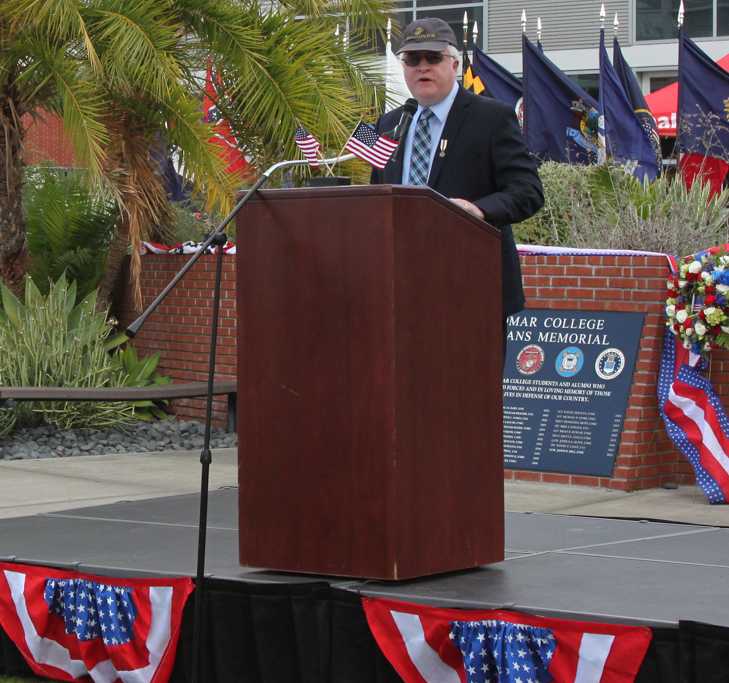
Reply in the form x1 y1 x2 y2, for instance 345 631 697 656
108 341 172 421
514 162 591 246
515 162 729 256
0 275 169 436
566 166 729 255
24 166 119 301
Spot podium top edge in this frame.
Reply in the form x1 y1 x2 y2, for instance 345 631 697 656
244 184 500 235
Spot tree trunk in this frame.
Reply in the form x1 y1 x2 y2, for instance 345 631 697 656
0 96 27 295
97 217 130 311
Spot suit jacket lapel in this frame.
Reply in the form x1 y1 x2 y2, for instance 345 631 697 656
428 86 472 188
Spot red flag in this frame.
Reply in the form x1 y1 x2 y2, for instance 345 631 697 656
363 596 652 683
203 62 250 178
0 562 193 683
679 153 729 197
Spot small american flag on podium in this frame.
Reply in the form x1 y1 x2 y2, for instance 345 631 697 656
345 122 398 169
294 125 321 167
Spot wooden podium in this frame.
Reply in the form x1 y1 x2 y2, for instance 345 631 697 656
236 185 503 580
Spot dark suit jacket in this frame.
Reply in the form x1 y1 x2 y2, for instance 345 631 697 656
371 86 543 317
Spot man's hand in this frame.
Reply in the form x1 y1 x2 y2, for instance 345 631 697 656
449 198 484 220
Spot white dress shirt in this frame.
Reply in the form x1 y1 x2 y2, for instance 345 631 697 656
401 80 460 185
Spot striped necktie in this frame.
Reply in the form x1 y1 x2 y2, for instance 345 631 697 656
409 109 434 185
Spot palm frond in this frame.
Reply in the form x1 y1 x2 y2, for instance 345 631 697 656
5 0 102 72
85 0 184 100
221 11 385 164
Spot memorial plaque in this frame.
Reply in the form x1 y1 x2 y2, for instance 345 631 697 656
503 309 644 477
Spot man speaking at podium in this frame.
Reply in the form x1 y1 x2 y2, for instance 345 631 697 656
371 17 543 321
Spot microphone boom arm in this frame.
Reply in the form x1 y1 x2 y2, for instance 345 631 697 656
125 153 357 338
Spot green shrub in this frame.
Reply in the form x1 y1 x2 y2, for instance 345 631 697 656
514 161 591 246
564 165 729 255
24 166 118 301
0 275 169 435
516 162 729 256
108 341 172 421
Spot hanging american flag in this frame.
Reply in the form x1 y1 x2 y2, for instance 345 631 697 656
345 122 398 169
658 331 729 504
294 126 321 167
363 597 652 683
0 562 193 683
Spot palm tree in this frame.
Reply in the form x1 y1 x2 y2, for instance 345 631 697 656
1 0 387 303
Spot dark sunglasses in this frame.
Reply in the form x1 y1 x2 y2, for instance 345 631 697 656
401 51 451 67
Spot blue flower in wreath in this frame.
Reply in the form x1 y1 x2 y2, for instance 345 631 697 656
712 270 729 285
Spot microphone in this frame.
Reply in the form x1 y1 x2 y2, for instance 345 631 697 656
391 98 418 163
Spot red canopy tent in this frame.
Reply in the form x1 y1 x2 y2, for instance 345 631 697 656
646 52 729 136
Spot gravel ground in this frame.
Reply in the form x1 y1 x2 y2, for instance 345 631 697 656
0 420 237 460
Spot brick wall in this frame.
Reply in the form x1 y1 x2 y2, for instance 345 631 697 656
119 252 720 491
117 256 237 427
511 253 694 492
22 112 76 167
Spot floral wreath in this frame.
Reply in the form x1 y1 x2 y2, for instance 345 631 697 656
666 245 729 356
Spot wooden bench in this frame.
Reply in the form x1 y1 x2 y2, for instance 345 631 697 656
0 381 238 432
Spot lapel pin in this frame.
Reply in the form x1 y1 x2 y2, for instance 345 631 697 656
439 139 448 158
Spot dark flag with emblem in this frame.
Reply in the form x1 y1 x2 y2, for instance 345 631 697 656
678 30 729 193
345 122 398 169
469 45 523 115
599 30 659 182
522 34 600 164
0 562 193 683
613 36 662 174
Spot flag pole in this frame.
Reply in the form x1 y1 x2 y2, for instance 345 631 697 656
521 9 527 35
675 0 685 160
462 11 468 79
614 12 619 36
598 5 607 165
537 16 542 45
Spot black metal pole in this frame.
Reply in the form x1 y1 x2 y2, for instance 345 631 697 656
189 231 227 683
121 153 356 682
125 173 269 339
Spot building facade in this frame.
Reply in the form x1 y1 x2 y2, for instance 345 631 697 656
384 0 729 96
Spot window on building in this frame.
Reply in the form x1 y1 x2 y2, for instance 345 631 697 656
719 0 729 34
636 0 719 41
649 73 678 91
374 1 485 54
572 74 599 100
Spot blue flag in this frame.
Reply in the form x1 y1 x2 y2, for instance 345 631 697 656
599 30 659 182
471 45 523 111
613 36 662 173
678 31 729 159
522 34 600 164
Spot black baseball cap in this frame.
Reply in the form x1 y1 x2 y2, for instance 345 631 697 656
396 17 458 54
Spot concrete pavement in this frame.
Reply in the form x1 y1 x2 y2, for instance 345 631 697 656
0 449 728 526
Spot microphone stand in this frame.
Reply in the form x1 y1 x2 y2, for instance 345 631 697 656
124 152 355 683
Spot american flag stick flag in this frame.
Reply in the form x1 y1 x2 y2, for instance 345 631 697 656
345 122 398 169
294 125 321 167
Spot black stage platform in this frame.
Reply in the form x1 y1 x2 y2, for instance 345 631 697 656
1 487 727 629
